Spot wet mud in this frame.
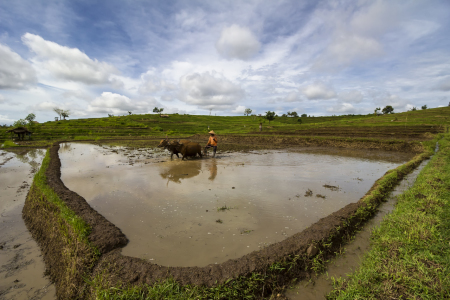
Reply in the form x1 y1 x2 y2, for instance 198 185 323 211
285 158 429 299
0 149 55 300
59 143 412 267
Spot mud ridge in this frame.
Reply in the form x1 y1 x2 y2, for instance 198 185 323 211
23 141 432 298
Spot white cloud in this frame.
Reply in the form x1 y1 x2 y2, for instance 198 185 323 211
87 92 158 115
30 101 61 111
232 105 246 114
338 90 363 103
0 114 14 124
375 94 408 111
0 43 37 89
284 91 302 102
0 94 5 104
216 25 261 60
301 82 336 100
436 77 450 91
180 71 245 109
138 70 177 95
327 103 356 114
313 33 383 71
22 33 118 85
62 90 91 101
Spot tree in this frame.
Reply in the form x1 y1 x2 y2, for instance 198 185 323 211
61 110 70 120
244 108 252 116
374 107 381 115
288 111 298 117
410 107 417 111
301 113 307 117
297 118 302 124
13 119 27 127
53 107 63 120
153 107 164 116
128 111 132 115
382 105 394 114
264 111 276 124
421 105 427 110
25 113 36 124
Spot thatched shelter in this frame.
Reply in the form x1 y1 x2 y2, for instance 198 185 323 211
7 127 32 140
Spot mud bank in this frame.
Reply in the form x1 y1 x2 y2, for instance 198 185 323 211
23 140 434 299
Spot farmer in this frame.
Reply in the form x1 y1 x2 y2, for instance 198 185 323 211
205 130 218 157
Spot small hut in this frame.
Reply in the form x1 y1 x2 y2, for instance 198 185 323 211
7 127 32 140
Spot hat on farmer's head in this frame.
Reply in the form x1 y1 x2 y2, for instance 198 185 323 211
209 130 216 135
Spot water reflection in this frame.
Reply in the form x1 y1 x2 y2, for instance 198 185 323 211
159 160 203 184
59 143 413 267
208 160 217 181
14 149 45 173
60 143 72 153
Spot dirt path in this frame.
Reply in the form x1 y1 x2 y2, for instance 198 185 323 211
0 150 55 300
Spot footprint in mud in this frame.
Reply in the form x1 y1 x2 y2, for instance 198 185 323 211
304 189 313 197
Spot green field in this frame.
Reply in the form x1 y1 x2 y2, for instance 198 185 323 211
1 107 449 145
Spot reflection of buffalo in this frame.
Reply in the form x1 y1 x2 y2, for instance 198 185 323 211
158 139 202 160
159 160 202 183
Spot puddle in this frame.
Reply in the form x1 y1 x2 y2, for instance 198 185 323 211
285 158 429 299
59 143 414 267
0 149 55 300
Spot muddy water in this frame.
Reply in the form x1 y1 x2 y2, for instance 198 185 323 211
0 149 55 300
285 159 429 300
59 143 414 267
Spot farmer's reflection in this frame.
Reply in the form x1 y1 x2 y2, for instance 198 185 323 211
208 160 217 181
160 160 202 184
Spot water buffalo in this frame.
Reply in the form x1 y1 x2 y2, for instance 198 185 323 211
157 139 191 159
174 141 203 160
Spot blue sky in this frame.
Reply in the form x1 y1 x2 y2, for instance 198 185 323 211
1 0 449 124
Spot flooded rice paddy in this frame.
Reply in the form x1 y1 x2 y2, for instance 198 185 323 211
59 143 414 267
0 148 55 300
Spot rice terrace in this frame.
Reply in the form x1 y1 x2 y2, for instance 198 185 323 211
1 107 449 299
3 1 450 299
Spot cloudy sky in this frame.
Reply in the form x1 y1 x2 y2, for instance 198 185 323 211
1 0 449 124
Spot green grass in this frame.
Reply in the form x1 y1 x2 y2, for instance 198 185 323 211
327 134 450 299
1 107 449 145
27 149 100 298
1 140 19 148
33 150 93 240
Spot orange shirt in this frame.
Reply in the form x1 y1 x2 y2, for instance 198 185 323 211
208 136 218 146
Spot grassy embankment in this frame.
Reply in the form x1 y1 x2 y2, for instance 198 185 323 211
23 150 99 299
327 134 450 299
1 107 449 146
